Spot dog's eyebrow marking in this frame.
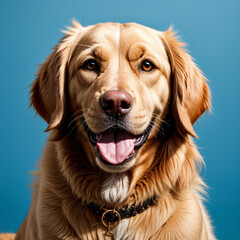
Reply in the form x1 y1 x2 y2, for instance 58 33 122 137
128 44 145 61
93 47 110 61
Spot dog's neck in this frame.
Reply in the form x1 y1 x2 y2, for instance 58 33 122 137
101 173 129 204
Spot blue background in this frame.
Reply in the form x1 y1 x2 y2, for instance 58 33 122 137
0 0 239 239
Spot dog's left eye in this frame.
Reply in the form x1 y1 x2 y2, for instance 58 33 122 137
82 59 99 71
140 60 156 72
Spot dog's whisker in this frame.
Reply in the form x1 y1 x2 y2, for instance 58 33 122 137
73 120 89 141
68 115 91 136
68 109 90 129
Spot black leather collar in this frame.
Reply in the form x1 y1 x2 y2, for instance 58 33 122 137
84 195 158 235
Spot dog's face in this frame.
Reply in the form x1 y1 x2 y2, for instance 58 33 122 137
30 21 210 173
67 23 171 172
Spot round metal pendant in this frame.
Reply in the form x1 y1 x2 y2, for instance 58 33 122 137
101 209 121 236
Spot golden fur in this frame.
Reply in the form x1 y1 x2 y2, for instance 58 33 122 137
1 21 216 240
0 234 15 240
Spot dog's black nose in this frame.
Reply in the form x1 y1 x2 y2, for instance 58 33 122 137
100 90 133 116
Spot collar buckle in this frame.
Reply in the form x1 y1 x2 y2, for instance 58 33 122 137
101 209 121 236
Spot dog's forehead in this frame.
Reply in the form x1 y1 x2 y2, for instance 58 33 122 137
81 23 121 47
80 22 166 56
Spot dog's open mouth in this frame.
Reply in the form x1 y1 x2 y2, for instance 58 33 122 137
84 119 154 166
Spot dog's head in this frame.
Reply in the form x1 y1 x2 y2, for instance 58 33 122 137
30 21 210 173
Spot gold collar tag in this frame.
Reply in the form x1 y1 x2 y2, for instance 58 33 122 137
101 209 121 236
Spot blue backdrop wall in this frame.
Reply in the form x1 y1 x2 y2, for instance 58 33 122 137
1 0 239 239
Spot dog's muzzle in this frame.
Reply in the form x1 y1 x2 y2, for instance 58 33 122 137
82 90 154 166
83 117 155 166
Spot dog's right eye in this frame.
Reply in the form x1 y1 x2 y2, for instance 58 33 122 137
82 59 99 71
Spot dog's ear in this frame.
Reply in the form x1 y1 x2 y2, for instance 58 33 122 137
161 28 211 138
30 19 83 131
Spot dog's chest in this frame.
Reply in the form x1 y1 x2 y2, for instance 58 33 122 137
101 174 130 240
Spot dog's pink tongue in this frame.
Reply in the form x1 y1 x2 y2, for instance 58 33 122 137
97 131 135 164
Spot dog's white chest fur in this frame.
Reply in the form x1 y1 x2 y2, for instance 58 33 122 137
101 174 130 240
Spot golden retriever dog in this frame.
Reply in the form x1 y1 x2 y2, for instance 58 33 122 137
2 21 216 240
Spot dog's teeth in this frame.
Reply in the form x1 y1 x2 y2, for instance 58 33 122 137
135 136 140 143
134 135 144 144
